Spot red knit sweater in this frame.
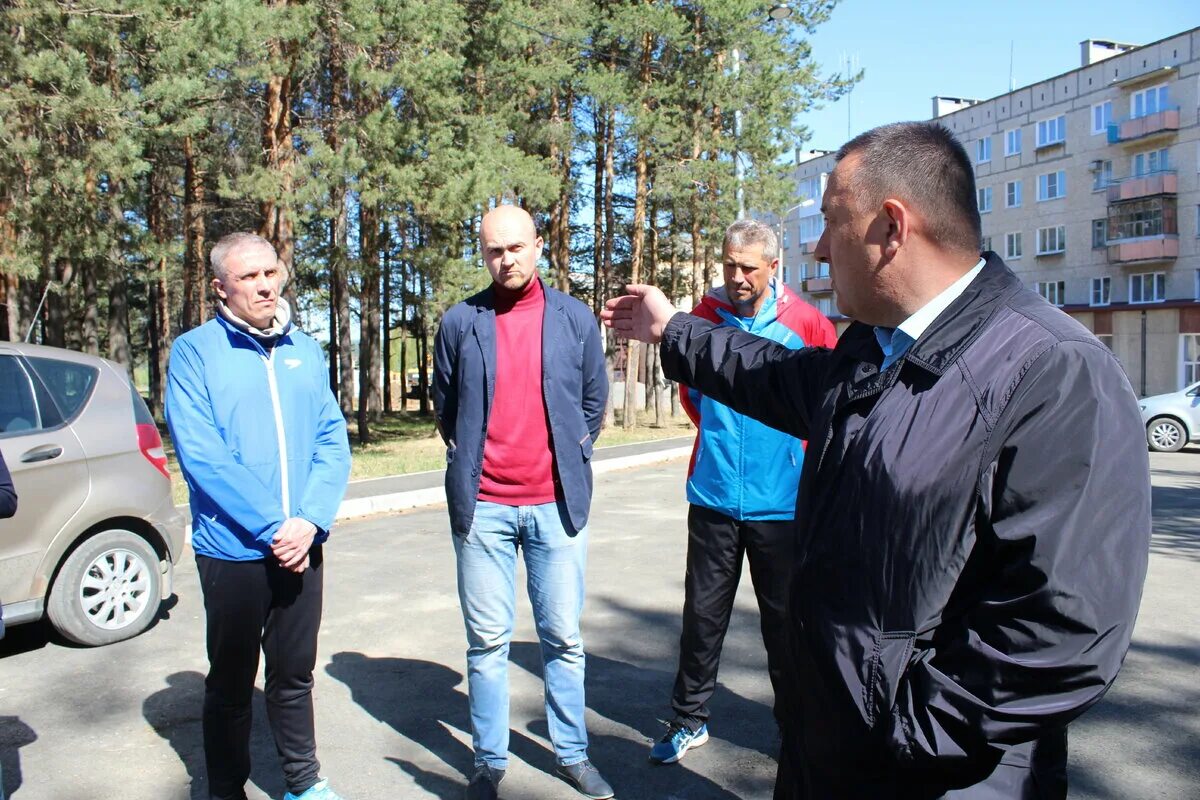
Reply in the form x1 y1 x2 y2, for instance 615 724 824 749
477 279 556 505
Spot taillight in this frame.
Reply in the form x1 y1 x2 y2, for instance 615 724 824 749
137 423 170 479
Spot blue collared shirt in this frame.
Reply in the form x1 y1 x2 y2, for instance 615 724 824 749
873 258 986 370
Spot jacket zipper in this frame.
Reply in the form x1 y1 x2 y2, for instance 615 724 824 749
263 347 290 516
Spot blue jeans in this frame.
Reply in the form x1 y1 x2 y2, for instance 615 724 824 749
453 500 590 770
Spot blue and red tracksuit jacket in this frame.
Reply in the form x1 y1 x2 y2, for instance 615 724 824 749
681 279 838 521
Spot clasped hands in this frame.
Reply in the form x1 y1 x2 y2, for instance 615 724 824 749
272 517 318 573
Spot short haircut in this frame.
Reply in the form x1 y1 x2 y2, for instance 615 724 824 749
723 219 779 262
835 121 982 255
209 232 277 280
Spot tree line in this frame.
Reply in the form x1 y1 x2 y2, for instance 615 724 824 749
0 0 852 440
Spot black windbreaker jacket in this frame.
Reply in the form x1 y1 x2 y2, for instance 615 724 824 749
659 254 1151 798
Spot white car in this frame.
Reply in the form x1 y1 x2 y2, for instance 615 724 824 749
1139 381 1200 452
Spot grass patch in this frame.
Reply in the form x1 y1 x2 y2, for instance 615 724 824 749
164 409 693 506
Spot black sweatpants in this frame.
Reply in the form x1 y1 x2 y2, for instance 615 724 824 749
196 547 324 800
671 504 796 731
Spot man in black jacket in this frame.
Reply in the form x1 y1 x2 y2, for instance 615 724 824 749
603 121 1150 799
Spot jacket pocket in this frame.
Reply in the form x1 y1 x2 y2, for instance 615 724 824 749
579 435 593 461
863 630 915 731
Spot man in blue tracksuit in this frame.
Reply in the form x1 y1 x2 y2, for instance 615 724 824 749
650 220 837 765
167 232 351 800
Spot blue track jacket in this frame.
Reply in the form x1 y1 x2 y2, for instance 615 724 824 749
682 279 837 521
166 316 351 561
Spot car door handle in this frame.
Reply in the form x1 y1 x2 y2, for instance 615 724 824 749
20 445 63 463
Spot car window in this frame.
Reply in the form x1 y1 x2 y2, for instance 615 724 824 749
0 355 42 435
26 356 98 422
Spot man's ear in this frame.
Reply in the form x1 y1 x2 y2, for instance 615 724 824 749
881 198 911 257
212 277 226 301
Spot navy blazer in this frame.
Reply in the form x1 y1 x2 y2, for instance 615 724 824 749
433 280 608 535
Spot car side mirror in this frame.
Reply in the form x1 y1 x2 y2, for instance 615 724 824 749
1188 388 1200 397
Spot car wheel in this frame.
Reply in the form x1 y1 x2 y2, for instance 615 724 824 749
47 529 162 646
1146 417 1187 453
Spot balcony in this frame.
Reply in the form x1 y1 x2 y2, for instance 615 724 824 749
802 277 833 293
1106 170 1177 202
1107 235 1179 265
1107 107 1180 146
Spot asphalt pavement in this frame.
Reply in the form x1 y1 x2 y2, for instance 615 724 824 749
0 448 1196 799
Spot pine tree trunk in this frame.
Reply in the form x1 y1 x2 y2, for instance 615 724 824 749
417 266 430 415
592 104 606 315
81 261 99 355
602 105 617 430
182 135 207 330
3 274 19 342
147 159 171 417
382 221 392 413
357 204 378 445
259 0 296 278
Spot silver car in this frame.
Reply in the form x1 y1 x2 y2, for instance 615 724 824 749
0 342 185 645
1139 381 1200 452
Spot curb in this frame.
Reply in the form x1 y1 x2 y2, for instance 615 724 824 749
332 446 692 520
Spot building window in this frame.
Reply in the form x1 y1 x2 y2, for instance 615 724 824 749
781 228 790 249
799 216 825 241
1133 147 1170 177
1036 115 1066 147
977 186 992 213
1131 84 1169 118
797 176 823 205
1194 268 1199 301
1005 128 1021 156
1092 219 1107 249
1091 100 1113 134
1092 160 1113 191
1129 272 1166 304
1097 333 1114 351
1036 225 1066 255
1038 170 1066 201
1108 197 1177 240
782 264 791 284
816 297 834 316
814 261 830 279
976 137 991 164
1182 334 1200 387
981 235 992 253
1036 280 1066 306
1005 180 1022 208
1005 232 1022 260
1090 276 1111 306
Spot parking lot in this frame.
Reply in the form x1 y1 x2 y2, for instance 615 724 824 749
0 451 1197 799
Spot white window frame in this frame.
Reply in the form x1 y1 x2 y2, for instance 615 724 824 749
1091 100 1113 135
1130 84 1169 119
1035 280 1066 306
1005 180 1021 208
1037 170 1066 201
816 297 834 317
1092 219 1107 249
1092 160 1113 191
1005 128 1021 156
976 137 991 164
1133 147 1170 177
1036 225 1066 255
1090 276 1111 307
1005 232 1022 260
978 186 993 214
981 235 992 253
1181 334 1200 388
1129 271 1166 304
781 264 791 284
1036 114 1066 147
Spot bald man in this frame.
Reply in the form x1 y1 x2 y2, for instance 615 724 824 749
433 206 611 800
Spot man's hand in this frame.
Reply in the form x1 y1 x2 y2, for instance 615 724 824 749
601 284 677 344
272 517 317 572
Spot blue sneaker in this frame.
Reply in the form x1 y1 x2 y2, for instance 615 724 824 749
284 778 344 800
649 722 709 764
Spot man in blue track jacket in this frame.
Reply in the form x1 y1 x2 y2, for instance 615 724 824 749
167 232 351 800
651 220 837 766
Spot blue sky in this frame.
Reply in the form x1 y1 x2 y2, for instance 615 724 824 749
798 1 1198 152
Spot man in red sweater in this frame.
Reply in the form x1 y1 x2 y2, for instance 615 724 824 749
433 206 610 800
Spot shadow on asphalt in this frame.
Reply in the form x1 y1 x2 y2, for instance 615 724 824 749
509 641 772 800
325 652 474 793
142 670 287 800
1068 634 1200 797
1150 482 1200 562
0 715 36 796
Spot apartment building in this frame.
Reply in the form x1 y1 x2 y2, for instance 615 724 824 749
772 28 1200 397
